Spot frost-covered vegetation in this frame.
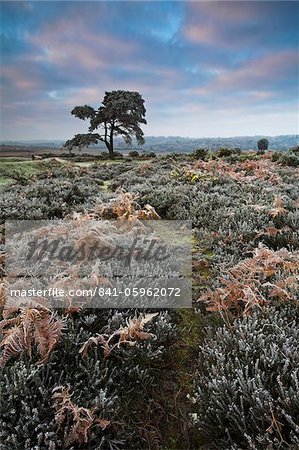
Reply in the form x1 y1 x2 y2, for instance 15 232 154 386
0 149 298 449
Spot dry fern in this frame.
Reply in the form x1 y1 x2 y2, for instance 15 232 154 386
268 196 288 218
193 157 282 185
52 386 110 447
80 312 158 358
92 190 160 221
0 306 66 367
199 244 299 321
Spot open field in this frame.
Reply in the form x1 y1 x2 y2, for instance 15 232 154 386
0 146 63 158
0 149 299 449
0 158 48 185
0 156 147 186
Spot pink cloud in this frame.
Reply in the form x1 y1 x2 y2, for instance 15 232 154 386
63 87 105 107
184 2 261 48
28 14 137 72
187 1 257 24
185 24 215 45
220 50 297 88
196 50 298 97
1 66 42 92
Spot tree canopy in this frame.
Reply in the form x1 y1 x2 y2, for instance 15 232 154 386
257 138 269 151
63 90 146 159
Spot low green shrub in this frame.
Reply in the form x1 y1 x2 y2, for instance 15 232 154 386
193 148 209 160
217 147 234 157
271 152 282 162
271 151 299 167
279 153 299 167
289 145 299 155
113 151 124 159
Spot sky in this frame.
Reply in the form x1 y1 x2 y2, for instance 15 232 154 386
0 0 298 141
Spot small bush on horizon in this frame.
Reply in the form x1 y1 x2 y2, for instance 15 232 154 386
128 150 140 158
193 148 209 160
216 147 235 157
112 151 124 159
99 151 111 159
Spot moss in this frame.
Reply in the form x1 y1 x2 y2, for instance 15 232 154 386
159 309 222 449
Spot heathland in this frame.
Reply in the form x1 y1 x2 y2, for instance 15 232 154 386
0 147 298 449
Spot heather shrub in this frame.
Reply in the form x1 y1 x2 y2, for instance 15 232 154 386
111 167 173 192
0 310 179 449
0 177 108 221
90 161 135 179
193 306 299 449
109 157 299 268
0 361 60 450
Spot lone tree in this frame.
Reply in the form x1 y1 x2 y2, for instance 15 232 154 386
257 138 269 152
63 90 146 159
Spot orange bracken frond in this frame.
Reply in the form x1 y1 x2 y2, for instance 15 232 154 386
0 306 66 367
52 386 110 447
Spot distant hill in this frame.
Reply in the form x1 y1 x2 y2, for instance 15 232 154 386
116 134 299 152
0 140 64 148
1 134 298 154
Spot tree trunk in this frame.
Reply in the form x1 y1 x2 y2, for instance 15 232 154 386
104 140 114 160
104 123 115 159
109 127 114 159
109 140 114 159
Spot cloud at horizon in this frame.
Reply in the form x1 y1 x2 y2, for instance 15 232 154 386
1 0 298 141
